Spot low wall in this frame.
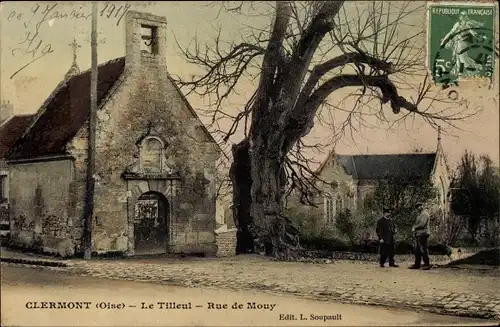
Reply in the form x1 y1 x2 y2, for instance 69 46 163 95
215 225 237 257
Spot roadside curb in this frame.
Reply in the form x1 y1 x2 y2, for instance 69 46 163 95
0 257 68 267
3 260 499 321
67 270 499 321
305 293 500 321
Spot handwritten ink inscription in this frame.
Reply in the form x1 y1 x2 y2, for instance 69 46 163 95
6 2 133 79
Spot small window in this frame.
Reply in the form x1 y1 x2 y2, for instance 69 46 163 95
336 194 343 212
0 176 6 204
440 176 446 204
325 196 335 224
141 25 158 54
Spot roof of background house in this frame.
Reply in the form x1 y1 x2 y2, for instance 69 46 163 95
7 57 126 160
0 114 36 159
335 153 437 180
7 57 220 161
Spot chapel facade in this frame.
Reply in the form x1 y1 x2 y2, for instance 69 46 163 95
5 11 221 257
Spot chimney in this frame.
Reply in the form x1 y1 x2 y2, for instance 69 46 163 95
125 11 168 74
0 100 14 124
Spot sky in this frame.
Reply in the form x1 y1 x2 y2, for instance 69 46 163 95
1 1 499 170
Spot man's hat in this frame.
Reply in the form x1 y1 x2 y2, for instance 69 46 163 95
415 202 424 208
382 207 391 213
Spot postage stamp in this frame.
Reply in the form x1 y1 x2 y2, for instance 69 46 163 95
427 3 497 87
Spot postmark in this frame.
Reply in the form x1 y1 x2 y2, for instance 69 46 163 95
427 3 496 88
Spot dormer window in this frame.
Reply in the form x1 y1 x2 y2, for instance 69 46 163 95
141 25 158 55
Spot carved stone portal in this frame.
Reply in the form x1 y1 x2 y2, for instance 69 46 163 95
134 192 169 255
122 124 181 255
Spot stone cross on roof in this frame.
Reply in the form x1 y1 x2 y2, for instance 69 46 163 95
64 38 81 80
69 38 81 64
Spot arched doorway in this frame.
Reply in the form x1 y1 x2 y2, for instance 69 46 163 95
134 191 169 254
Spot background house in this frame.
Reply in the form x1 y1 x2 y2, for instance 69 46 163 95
290 131 450 233
0 114 35 202
0 112 35 239
5 11 221 257
0 113 36 204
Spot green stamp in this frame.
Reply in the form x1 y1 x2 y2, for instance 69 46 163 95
428 4 496 87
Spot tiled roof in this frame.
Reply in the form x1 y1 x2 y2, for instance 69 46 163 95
336 153 437 181
6 58 126 160
7 56 221 160
0 114 36 158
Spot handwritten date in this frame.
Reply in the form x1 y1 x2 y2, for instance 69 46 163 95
8 3 131 27
7 2 132 78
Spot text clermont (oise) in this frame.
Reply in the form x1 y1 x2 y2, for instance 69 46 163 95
25 301 277 311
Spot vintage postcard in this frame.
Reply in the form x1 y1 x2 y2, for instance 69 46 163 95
1 1 499 327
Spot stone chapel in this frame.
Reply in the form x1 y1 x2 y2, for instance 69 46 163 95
5 11 221 257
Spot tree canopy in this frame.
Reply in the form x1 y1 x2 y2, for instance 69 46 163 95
174 1 481 258
451 151 499 245
364 175 437 240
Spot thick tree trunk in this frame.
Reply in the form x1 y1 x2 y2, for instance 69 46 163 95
230 133 300 259
230 139 254 254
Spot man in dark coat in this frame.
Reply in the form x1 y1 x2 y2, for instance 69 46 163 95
376 208 398 268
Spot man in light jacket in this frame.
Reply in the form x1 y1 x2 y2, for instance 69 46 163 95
409 202 431 270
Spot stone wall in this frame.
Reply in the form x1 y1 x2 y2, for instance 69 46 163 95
8 159 75 256
215 227 237 257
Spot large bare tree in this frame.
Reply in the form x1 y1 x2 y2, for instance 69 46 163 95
174 1 478 258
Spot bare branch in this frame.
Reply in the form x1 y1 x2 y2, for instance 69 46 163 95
294 52 395 115
282 73 421 152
